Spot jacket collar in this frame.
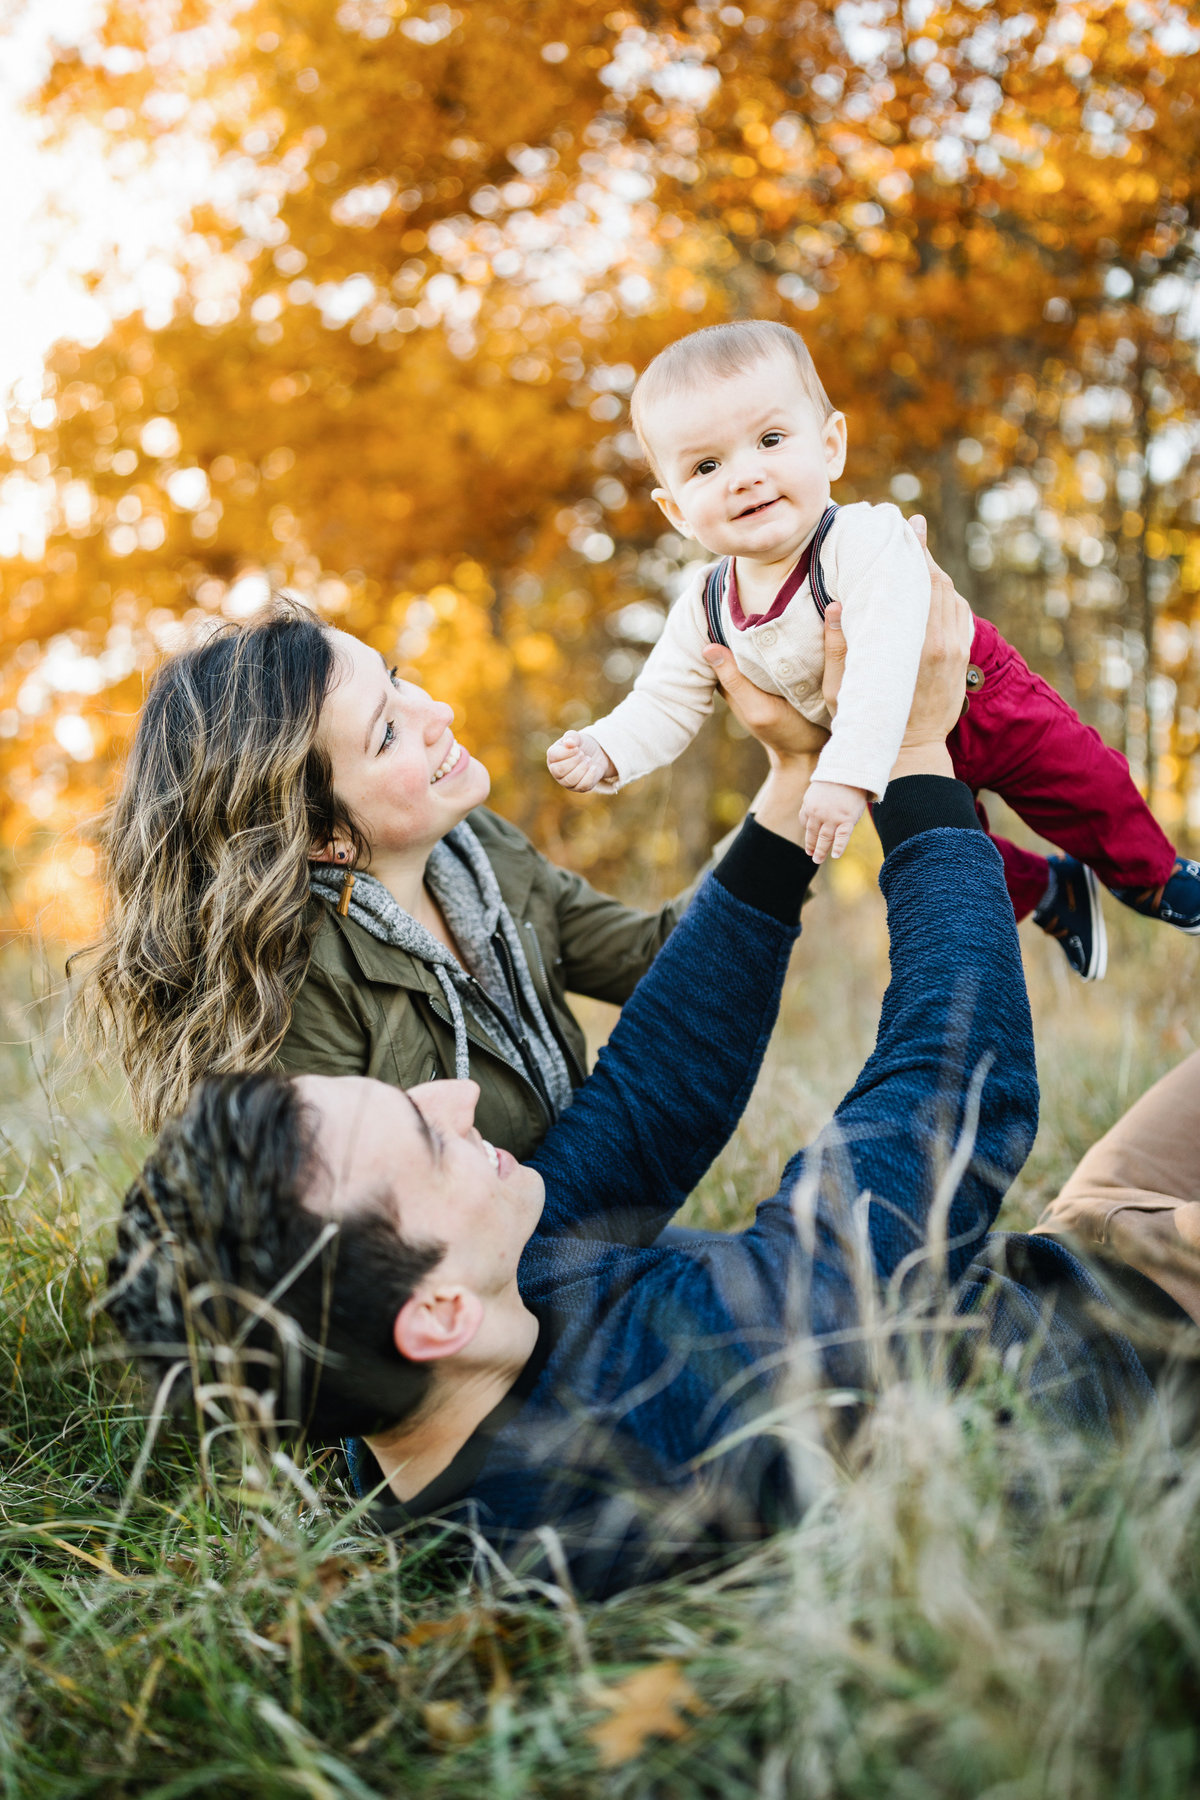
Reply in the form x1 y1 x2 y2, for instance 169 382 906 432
308 808 538 994
462 807 537 918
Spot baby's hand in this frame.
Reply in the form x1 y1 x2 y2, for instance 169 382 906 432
546 730 617 793
799 780 869 863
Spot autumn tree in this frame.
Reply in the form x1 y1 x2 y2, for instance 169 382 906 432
4 0 1200 926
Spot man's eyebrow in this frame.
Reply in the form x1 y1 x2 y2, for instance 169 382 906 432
405 1092 442 1165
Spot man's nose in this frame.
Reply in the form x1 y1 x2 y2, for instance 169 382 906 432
414 1077 480 1131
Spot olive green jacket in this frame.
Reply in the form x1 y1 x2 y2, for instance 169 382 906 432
275 808 692 1162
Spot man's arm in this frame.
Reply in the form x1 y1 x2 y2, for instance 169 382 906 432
740 540 1037 1347
822 781 1035 1280
528 643 835 1243
529 812 819 1243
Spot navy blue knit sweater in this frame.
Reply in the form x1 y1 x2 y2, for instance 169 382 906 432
369 783 1157 1596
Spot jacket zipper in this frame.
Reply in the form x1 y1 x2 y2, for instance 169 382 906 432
426 984 553 1126
519 919 588 1085
488 931 559 1115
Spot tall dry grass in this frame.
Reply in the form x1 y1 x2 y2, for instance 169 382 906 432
2 864 1199 1798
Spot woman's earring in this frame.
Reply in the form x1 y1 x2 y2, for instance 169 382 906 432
336 849 346 862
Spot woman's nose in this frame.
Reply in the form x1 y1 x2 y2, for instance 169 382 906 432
425 699 454 740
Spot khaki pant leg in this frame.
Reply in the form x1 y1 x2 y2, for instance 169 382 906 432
1037 1048 1200 1324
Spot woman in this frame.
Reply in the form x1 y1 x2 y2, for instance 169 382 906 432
81 600 819 1148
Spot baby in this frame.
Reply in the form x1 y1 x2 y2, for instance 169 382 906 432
547 320 1200 980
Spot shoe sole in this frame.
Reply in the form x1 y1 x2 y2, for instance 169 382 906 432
1081 863 1107 980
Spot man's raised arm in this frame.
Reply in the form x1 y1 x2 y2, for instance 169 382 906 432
530 668 827 1244
741 543 1038 1373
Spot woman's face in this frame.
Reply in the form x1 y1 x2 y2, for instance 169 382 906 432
316 630 490 861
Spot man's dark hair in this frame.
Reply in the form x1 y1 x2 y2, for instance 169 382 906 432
106 1072 442 1439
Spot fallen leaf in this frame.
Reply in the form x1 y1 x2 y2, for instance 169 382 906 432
421 1699 476 1746
587 1660 705 1767
399 1613 473 1649
314 1556 351 1601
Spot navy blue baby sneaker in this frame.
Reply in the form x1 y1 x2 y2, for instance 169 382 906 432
1109 857 1200 935
1032 854 1108 981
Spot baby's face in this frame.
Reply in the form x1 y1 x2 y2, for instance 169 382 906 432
644 353 846 565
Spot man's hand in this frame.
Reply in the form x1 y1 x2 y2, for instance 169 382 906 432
821 600 848 716
702 645 826 846
890 514 973 781
701 645 828 764
547 729 617 792
799 779 869 863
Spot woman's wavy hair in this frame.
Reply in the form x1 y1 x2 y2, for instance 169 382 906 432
74 600 366 1133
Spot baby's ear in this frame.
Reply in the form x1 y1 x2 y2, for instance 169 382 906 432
651 486 691 537
822 412 848 481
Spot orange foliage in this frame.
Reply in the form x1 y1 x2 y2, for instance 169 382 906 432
4 0 1200 928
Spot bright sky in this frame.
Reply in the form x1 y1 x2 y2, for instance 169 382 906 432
0 0 209 406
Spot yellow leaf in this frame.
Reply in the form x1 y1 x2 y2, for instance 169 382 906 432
586 1661 705 1767
422 1699 476 1746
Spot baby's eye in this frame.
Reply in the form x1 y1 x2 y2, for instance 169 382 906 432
761 430 784 448
379 719 396 753
694 458 718 476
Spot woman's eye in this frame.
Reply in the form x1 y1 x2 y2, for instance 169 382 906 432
389 665 401 689
379 720 395 752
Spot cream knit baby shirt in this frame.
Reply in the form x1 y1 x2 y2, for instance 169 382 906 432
587 501 931 801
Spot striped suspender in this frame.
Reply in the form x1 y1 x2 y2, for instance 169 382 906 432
702 558 731 648
805 502 840 619
700 503 841 645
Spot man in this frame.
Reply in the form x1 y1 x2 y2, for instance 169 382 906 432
105 568 1156 1599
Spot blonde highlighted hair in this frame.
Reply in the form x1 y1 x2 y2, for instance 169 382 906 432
74 602 364 1132
631 321 836 474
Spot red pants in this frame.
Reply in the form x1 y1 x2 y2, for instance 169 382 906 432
947 617 1176 920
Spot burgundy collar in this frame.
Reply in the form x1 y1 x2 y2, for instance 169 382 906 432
727 531 819 633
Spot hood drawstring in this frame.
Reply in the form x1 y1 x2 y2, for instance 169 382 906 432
309 823 573 1115
431 965 472 1080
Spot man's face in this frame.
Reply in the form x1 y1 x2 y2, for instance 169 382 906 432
295 1075 545 1300
643 353 847 564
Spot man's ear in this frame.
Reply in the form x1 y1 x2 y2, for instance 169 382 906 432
393 1284 484 1364
823 412 847 482
652 486 692 539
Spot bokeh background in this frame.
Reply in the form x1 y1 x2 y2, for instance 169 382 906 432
3 0 1200 934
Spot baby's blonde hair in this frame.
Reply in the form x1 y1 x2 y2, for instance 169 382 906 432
631 321 836 477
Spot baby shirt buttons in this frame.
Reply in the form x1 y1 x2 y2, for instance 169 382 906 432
758 627 778 646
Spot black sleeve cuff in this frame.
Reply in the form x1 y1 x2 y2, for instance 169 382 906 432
713 815 818 925
873 775 983 858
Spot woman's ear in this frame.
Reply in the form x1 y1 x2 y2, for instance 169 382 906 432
310 839 355 867
394 1284 484 1364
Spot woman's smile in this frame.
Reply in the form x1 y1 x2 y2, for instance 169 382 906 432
430 739 469 785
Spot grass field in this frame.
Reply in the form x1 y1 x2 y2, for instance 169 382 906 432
3 861 1200 1798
